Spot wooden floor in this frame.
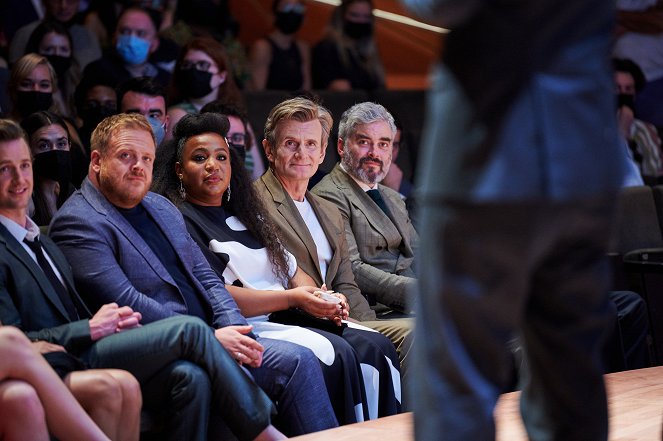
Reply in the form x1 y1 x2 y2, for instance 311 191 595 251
292 366 663 441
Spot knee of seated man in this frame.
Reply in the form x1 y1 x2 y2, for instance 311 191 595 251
165 361 211 402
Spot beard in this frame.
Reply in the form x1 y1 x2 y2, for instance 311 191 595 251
341 144 390 185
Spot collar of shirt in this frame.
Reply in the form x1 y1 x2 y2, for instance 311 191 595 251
339 162 377 192
0 214 41 243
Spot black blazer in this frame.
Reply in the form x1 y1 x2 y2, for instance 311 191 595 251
0 223 93 354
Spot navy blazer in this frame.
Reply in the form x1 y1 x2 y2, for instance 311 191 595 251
0 222 93 354
49 178 247 329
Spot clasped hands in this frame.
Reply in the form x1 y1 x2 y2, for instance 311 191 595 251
287 284 349 326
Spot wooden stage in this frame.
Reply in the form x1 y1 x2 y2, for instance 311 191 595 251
292 366 663 441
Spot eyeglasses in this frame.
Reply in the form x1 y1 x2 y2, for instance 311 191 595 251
227 132 246 147
180 60 213 72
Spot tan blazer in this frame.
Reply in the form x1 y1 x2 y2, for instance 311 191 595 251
255 169 377 321
312 164 418 312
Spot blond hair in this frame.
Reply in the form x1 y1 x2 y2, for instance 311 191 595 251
263 97 333 149
90 113 155 155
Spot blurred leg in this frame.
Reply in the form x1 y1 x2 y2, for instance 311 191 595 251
0 380 49 441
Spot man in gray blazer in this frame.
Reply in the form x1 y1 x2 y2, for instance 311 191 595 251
50 113 337 437
312 102 418 314
0 118 281 441
254 97 413 392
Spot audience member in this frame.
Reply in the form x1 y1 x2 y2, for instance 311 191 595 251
21 111 78 226
200 99 267 180
9 0 102 70
8 53 60 122
167 37 243 138
401 0 629 439
49 113 339 437
249 0 311 91
0 117 286 441
380 117 413 198
117 76 168 147
83 6 170 90
313 102 418 314
312 0 385 91
614 57 663 183
74 75 118 153
0 325 112 441
614 0 663 128
25 20 81 119
253 97 413 395
153 112 402 422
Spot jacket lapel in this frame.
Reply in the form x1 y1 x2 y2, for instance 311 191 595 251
0 224 73 321
81 180 178 288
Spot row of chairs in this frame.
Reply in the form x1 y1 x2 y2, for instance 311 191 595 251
611 185 663 364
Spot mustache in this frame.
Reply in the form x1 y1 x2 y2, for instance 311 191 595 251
359 156 383 168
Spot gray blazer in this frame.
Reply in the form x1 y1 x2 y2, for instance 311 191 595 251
49 178 247 328
312 164 418 311
255 169 376 321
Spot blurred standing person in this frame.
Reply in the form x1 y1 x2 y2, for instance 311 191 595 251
249 0 311 91
312 0 384 91
401 1 629 440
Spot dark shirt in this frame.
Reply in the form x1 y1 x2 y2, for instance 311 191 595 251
118 203 212 323
311 39 383 91
266 37 303 90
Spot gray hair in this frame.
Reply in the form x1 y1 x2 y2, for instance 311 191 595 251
338 102 396 145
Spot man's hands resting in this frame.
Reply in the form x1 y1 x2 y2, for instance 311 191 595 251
89 303 142 341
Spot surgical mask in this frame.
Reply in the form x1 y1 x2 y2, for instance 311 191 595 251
147 115 166 146
116 34 151 65
15 91 53 116
343 21 373 39
45 55 72 78
177 69 214 99
275 11 304 35
33 150 72 183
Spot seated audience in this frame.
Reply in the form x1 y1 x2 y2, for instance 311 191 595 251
21 111 78 226
313 102 418 314
253 97 413 395
153 112 401 422
9 0 102 70
0 325 113 441
83 6 170 90
8 53 60 122
25 20 81 119
614 57 663 183
0 118 285 441
249 0 311 91
49 113 338 437
117 76 168 147
311 0 385 91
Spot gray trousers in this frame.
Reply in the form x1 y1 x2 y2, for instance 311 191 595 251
414 199 614 441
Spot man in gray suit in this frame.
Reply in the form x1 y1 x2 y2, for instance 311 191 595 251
312 102 418 314
0 118 282 441
50 113 337 437
254 97 413 392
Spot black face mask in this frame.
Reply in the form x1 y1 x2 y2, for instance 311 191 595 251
33 149 72 183
617 93 635 111
177 69 214 99
343 20 373 39
81 103 116 129
228 142 246 165
45 55 72 78
15 91 53 117
275 11 304 35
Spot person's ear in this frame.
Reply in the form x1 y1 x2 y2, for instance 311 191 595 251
263 139 274 163
175 161 182 178
90 150 102 174
337 137 344 157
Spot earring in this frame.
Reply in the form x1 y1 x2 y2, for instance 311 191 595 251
226 182 231 202
178 177 186 200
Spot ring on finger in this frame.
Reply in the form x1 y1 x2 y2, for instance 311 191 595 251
236 351 242 359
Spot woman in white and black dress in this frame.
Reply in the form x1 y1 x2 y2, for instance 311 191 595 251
153 112 401 423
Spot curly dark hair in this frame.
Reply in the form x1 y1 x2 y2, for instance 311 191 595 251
152 112 291 286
